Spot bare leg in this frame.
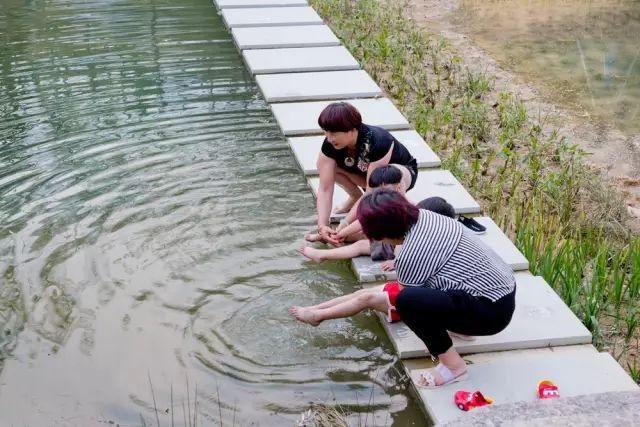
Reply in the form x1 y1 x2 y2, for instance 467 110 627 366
311 285 384 310
299 239 370 263
290 290 389 326
334 169 366 214
389 164 413 193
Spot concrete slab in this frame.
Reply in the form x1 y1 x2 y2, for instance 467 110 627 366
352 217 529 282
404 345 638 426
473 217 529 271
271 98 410 136
307 169 481 222
231 25 340 50
377 272 592 359
216 0 307 9
221 7 323 28
256 70 382 102
441 390 640 427
243 46 359 74
288 130 440 175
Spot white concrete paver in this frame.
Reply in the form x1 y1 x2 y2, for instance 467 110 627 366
243 46 359 74
307 169 481 221
257 70 382 102
216 0 307 9
376 272 592 359
231 25 340 50
221 6 323 28
271 98 410 136
352 216 529 282
404 345 639 426
288 130 440 174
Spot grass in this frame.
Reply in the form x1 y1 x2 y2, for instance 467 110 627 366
310 0 639 378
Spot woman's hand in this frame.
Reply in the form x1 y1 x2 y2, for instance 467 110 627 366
318 225 342 246
381 260 395 271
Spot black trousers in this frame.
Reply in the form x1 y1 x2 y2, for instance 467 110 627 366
395 286 516 356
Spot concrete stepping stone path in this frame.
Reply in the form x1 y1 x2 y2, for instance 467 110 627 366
288 130 441 174
307 169 481 221
404 345 639 425
243 46 359 74
256 70 382 102
372 272 591 359
231 25 340 50
221 6 323 28
351 216 529 283
215 0 307 9
271 98 410 136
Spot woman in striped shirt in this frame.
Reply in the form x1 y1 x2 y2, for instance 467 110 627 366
290 188 516 388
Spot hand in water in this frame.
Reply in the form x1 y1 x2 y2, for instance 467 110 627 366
318 225 342 246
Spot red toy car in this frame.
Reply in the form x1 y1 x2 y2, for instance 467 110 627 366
454 390 494 411
537 380 560 399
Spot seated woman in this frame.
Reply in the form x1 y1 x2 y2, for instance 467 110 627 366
291 188 516 388
302 165 412 263
313 102 418 245
302 165 473 267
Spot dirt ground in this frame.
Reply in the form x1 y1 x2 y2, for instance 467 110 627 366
408 0 640 230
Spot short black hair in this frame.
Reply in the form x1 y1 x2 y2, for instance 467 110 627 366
417 197 455 218
368 165 403 188
318 102 362 132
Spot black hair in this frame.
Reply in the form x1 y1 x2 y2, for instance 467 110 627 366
417 197 455 219
368 165 403 188
317 102 362 132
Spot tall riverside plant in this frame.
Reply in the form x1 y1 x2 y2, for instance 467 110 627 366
310 0 640 375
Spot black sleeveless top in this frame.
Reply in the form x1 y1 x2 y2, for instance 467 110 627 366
321 124 417 177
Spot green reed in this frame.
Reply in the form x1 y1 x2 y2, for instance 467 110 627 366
310 0 640 377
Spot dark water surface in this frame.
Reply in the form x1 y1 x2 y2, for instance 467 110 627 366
0 0 423 425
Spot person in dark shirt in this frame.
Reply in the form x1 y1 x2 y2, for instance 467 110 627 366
313 102 418 244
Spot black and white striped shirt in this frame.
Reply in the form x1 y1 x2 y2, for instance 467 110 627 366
395 210 515 301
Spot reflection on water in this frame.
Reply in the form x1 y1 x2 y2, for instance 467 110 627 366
451 0 640 134
0 0 423 425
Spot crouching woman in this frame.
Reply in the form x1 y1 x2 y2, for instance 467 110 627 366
290 188 516 388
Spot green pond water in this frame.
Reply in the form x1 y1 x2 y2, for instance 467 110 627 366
0 0 424 425
450 0 640 135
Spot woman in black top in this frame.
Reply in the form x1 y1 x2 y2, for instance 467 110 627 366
313 102 418 244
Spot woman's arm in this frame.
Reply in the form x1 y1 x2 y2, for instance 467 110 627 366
316 153 339 241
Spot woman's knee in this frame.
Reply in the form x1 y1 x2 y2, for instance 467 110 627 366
355 291 389 312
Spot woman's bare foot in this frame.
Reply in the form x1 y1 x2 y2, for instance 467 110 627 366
298 245 325 263
304 232 323 243
333 197 358 214
289 306 322 326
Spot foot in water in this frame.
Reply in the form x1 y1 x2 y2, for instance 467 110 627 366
304 232 323 243
298 245 325 263
289 306 321 326
333 197 358 214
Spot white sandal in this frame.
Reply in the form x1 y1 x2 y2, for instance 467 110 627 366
448 331 476 341
415 363 468 389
